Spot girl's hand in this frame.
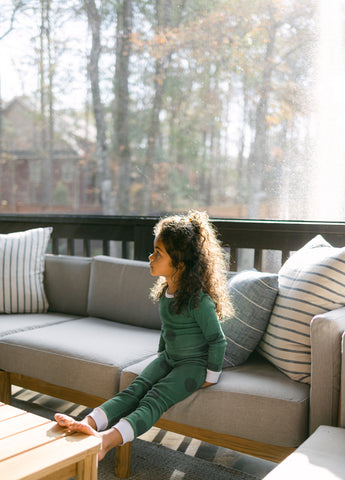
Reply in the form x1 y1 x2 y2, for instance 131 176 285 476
201 381 215 388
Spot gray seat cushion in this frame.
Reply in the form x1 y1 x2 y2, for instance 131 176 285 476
0 317 160 398
0 312 80 338
120 352 310 448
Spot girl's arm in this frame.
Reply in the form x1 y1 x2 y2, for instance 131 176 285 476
158 329 166 353
194 294 226 383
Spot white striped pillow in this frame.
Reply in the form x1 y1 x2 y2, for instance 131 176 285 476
0 227 52 313
258 235 345 384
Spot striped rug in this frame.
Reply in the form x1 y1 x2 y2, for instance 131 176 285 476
11 386 276 480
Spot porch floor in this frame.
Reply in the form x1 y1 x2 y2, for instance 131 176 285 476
11 385 276 479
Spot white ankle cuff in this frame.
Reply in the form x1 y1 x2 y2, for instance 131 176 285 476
88 407 108 431
114 419 135 445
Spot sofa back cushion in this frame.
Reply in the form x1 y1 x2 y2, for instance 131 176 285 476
87 255 161 329
44 254 91 316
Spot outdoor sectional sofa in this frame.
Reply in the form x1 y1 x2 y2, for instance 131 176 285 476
1 242 345 477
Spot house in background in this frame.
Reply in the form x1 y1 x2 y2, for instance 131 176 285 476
0 97 99 213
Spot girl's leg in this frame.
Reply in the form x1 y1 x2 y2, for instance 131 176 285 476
55 354 171 433
55 359 205 459
124 362 206 438
100 353 172 426
55 354 173 460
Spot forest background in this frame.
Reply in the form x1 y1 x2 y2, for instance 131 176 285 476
0 0 317 219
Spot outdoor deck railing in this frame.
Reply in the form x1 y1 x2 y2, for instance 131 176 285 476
1 214 345 272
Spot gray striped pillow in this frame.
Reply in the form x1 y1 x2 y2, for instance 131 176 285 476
258 235 345 384
0 227 52 313
222 270 278 368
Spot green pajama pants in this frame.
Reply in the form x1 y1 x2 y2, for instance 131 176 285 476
100 351 207 438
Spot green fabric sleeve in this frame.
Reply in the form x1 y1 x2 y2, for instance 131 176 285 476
192 294 226 372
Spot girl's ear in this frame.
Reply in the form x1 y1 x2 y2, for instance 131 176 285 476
178 262 185 272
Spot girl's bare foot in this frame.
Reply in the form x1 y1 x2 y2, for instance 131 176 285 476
54 413 97 435
54 413 75 428
98 427 123 460
54 413 123 460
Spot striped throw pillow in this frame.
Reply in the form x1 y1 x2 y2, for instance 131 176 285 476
258 235 345 384
0 227 52 313
222 270 278 368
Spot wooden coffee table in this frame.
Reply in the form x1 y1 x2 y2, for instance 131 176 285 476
0 402 101 480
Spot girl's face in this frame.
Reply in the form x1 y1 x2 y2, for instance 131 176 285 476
149 237 177 280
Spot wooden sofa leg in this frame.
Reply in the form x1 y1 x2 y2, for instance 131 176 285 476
0 371 11 404
115 442 132 478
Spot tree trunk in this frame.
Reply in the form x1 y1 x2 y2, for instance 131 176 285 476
0 1 24 204
40 0 53 209
84 0 114 214
237 78 249 204
142 0 172 215
246 24 277 219
114 0 132 214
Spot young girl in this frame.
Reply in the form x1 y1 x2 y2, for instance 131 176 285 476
55 210 232 460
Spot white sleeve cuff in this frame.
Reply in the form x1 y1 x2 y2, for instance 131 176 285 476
88 407 108 431
205 369 221 383
114 419 135 445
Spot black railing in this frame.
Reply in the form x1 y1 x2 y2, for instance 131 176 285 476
1 214 345 271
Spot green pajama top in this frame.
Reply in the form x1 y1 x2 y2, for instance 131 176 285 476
158 292 226 373
90 291 227 442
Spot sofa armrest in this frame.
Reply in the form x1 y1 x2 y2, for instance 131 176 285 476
341 332 345 428
309 306 345 434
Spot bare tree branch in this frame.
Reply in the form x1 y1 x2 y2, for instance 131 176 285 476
0 1 25 41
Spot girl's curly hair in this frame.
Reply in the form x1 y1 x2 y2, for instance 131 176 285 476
150 210 233 320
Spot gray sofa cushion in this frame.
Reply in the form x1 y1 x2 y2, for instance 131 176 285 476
0 317 160 398
87 256 161 329
0 312 80 338
44 254 91 316
120 352 310 448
